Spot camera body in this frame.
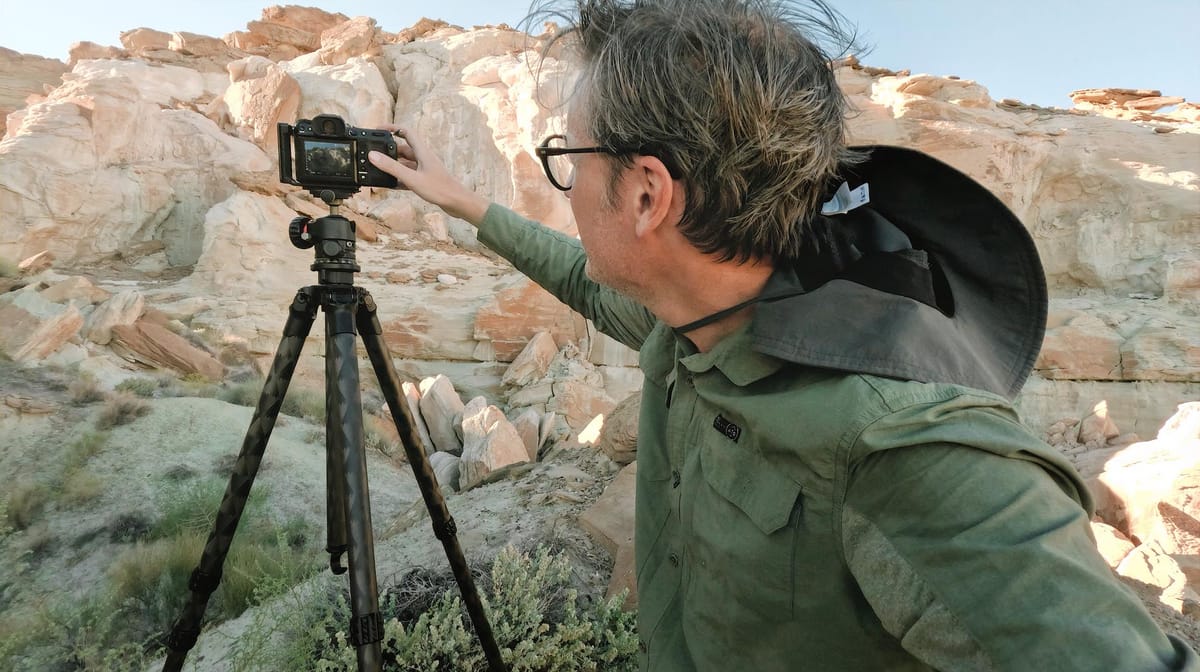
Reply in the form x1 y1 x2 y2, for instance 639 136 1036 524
278 114 398 197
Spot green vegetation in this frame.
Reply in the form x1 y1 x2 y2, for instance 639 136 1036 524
218 377 266 407
282 385 326 423
233 545 638 671
114 376 165 398
0 478 322 670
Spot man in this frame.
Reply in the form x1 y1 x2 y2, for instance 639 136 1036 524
368 1 1197 669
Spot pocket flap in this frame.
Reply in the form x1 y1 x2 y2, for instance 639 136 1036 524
700 439 801 535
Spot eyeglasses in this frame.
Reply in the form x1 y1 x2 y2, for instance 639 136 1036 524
535 134 618 191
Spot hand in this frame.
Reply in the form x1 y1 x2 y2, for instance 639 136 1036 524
368 125 490 226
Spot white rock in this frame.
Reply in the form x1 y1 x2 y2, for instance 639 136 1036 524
429 450 461 493
510 408 543 462
0 285 83 362
418 375 465 455
83 290 144 345
459 399 529 490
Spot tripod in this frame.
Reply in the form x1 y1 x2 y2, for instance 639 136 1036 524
163 197 506 672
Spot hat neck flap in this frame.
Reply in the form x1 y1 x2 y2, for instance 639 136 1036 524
748 146 1047 400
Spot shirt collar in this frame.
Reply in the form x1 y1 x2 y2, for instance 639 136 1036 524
678 321 786 387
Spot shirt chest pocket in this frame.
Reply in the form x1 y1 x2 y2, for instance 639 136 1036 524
689 436 803 619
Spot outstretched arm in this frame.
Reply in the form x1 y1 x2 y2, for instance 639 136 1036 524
368 127 656 350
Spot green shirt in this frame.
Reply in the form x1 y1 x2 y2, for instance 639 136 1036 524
477 204 1197 671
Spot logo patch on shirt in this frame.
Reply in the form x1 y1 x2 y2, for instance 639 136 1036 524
713 415 741 442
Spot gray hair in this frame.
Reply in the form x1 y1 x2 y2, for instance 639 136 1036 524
526 0 864 263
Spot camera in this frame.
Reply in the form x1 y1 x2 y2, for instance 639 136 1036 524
278 114 398 197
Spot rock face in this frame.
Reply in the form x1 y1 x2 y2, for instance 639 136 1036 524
0 47 68 138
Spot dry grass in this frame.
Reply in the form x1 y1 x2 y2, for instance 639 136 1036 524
95 393 151 430
4 482 50 530
68 375 106 406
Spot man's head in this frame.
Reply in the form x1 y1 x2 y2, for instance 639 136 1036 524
536 0 861 264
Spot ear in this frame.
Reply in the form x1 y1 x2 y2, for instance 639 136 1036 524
629 155 681 239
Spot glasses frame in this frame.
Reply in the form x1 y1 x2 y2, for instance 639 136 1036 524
535 134 619 191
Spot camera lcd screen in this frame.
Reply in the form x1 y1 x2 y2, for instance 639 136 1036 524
302 140 354 178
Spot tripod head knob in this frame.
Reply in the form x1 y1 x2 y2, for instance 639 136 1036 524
289 216 316 249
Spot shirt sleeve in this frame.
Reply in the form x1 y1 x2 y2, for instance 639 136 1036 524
840 442 1197 672
476 203 657 351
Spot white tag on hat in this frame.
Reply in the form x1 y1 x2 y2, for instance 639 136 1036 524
821 182 870 216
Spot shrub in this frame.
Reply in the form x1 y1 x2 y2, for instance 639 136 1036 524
95 393 151 429
4 482 50 530
114 377 162 398
63 430 109 472
235 545 638 671
68 374 106 405
62 472 104 506
281 386 326 423
218 378 265 408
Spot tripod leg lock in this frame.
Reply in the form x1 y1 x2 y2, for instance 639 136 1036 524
188 567 223 595
349 611 385 646
166 623 202 652
433 516 458 541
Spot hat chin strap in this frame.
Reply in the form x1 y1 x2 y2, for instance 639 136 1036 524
673 287 809 335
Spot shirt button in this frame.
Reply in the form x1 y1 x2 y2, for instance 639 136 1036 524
671 470 681 488
669 553 680 567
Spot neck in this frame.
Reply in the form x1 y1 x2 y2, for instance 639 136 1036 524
643 253 774 352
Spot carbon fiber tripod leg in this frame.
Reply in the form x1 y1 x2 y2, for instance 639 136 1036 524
162 288 319 672
356 289 508 672
324 287 384 671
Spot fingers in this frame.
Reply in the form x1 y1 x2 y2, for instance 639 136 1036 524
368 150 406 177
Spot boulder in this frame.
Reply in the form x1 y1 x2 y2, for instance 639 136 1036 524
549 378 617 435
398 381 437 456
0 286 83 362
319 16 384 65
39 276 111 305
429 450 461 493
109 319 225 380
83 290 145 345
1078 400 1121 446
1091 520 1136 568
597 392 641 465
418 375 465 455
501 331 558 387
459 397 529 490
510 408 543 462
579 462 638 608
1078 404 1200 545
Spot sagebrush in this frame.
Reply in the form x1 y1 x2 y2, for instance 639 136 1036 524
233 545 638 671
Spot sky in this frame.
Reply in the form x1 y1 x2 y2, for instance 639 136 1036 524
1 1 1197 109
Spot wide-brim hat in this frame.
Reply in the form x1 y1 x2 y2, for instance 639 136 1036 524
750 145 1047 400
